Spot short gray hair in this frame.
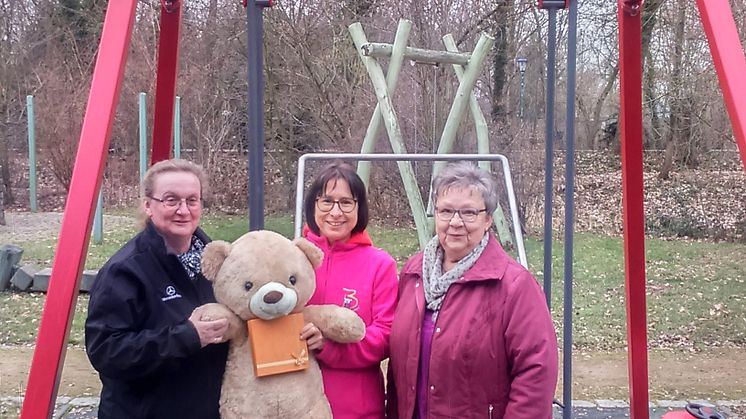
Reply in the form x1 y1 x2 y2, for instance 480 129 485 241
431 161 498 213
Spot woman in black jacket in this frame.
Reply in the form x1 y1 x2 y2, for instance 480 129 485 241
85 159 229 419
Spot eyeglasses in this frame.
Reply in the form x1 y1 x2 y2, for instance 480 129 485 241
435 207 487 223
316 197 357 213
148 195 202 209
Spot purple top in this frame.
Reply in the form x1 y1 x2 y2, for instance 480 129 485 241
415 309 436 419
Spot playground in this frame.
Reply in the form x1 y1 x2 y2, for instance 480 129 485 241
0 0 745 418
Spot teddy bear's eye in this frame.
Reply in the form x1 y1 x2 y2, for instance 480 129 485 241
288 276 297 286
244 281 253 291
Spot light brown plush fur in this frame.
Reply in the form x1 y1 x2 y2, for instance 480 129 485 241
197 230 365 419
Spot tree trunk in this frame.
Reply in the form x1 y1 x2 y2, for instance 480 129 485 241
641 0 665 148
591 64 618 150
489 3 511 123
0 133 14 205
658 0 687 180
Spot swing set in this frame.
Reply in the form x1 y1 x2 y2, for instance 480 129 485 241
19 1 746 418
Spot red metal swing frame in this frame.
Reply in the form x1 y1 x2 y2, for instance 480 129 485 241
19 0 746 417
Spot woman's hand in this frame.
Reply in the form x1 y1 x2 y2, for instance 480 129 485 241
189 308 229 348
300 322 325 351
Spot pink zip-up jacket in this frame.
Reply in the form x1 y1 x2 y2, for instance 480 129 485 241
304 228 399 419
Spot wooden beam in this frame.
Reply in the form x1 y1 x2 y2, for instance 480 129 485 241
357 20 412 188
432 33 494 174
441 34 513 249
361 42 471 66
349 23 431 248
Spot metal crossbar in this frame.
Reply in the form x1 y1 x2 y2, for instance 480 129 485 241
293 153 528 268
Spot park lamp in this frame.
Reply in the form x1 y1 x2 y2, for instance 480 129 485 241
538 0 568 9
242 0 273 6
516 57 528 74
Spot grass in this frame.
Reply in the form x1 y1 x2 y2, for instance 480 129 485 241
526 233 746 351
1 213 745 352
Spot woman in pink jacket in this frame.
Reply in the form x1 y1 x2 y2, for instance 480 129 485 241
386 162 558 419
300 162 399 419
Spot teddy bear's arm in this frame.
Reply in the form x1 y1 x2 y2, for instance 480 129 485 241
195 303 246 342
303 305 365 343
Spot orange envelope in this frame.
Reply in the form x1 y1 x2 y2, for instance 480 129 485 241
247 313 310 377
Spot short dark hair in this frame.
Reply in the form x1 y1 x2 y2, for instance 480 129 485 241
304 162 369 236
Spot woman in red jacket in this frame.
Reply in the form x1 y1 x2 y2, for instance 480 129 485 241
386 161 558 419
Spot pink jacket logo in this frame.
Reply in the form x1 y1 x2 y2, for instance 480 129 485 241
342 288 359 311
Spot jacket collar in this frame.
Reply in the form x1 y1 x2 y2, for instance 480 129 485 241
303 224 373 250
403 233 510 283
143 221 210 255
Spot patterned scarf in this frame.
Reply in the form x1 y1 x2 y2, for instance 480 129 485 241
422 232 489 315
177 235 206 279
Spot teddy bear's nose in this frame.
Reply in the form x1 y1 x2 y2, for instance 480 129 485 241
263 291 283 304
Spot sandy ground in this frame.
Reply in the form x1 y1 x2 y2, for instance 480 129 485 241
1 346 745 401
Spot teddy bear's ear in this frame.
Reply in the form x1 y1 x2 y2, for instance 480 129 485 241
293 238 323 269
201 240 232 281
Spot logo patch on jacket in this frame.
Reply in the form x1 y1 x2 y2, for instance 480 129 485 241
342 288 359 311
161 285 183 301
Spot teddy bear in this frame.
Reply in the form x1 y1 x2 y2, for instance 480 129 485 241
196 230 365 419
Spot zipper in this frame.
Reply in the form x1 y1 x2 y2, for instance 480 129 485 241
426 284 457 415
489 404 494 419
322 244 333 302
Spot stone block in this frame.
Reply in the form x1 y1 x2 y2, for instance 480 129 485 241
0 244 24 290
32 267 53 292
10 264 39 291
79 270 98 293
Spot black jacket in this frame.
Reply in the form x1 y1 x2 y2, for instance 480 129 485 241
85 222 228 419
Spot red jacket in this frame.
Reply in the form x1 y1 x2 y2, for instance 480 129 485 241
386 234 558 419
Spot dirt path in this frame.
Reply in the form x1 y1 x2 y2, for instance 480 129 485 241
2 346 745 400
0 212 135 243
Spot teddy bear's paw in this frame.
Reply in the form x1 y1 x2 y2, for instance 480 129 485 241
303 305 365 343
195 303 245 341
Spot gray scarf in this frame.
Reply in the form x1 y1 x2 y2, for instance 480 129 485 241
422 232 489 314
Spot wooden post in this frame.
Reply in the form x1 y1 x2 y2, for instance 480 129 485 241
357 19 412 188
349 23 431 248
26 95 37 212
442 34 513 248
139 92 147 182
432 33 494 178
361 43 470 65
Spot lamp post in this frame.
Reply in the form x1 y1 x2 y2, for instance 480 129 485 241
517 57 528 120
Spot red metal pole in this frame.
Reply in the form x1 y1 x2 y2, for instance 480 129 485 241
695 0 746 173
618 1 650 418
19 2 137 418
150 0 183 164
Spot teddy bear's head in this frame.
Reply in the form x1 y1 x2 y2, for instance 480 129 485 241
201 230 323 321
